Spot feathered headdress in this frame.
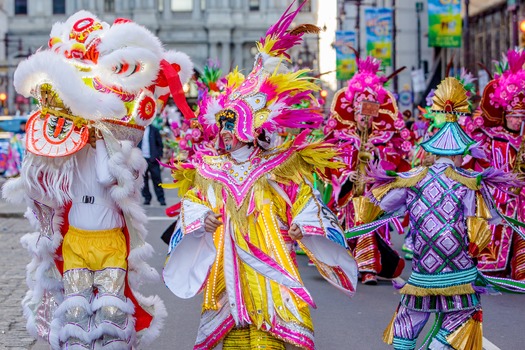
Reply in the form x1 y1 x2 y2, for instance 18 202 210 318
198 0 323 149
329 54 404 133
481 49 525 126
421 77 483 157
419 67 477 132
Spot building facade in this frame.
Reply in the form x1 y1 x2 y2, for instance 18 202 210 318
0 0 319 114
337 0 434 97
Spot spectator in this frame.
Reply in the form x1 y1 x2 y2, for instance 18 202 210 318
139 124 166 205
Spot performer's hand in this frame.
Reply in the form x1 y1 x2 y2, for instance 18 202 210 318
288 224 303 240
204 213 222 233
348 171 358 182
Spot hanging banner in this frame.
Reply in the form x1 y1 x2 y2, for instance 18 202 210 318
364 8 393 66
335 31 357 81
428 0 462 48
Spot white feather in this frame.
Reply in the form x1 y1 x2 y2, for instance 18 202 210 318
162 50 194 84
97 22 163 57
95 48 160 92
14 51 126 120
202 98 222 127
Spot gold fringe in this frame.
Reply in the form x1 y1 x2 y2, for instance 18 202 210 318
467 217 491 257
353 196 383 224
372 168 428 201
475 192 492 219
382 310 397 345
446 316 483 350
444 167 480 190
223 327 251 348
399 283 475 296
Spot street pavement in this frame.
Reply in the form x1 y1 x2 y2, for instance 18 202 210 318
1 171 524 349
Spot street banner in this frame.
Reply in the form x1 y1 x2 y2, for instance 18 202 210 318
411 69 426 93
335 30 357 81
428 0 462 48
364 8 393 66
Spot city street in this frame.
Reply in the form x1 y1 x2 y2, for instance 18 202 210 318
0 171 521 350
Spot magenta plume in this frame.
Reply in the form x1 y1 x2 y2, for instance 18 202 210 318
259 0 308 58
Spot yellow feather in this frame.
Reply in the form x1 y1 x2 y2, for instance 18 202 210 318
268 69 320 94
161 164 196 197
225 67 245 90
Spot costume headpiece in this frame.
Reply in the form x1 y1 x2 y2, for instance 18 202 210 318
421 77 482 156
329 54 403 133
198 0 322 149
14 10 193 157
419 68 477 130
481 49 525 126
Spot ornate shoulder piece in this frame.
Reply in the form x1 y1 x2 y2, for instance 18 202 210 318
371 166 428 201
161 161 197 197
444 167 481 190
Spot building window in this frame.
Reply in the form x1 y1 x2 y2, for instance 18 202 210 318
14 0 27 15
171 0 193 12
53 0 66 14
300 1 312 12
249 0 259 11
104 0 115 13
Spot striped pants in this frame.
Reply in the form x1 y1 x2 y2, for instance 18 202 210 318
388 304 482 350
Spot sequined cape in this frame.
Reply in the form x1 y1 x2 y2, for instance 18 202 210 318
163 140 358 350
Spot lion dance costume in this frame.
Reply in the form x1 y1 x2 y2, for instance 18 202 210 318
1 11 194 349
162 2 358 349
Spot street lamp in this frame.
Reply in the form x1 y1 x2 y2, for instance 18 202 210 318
0 92 7 115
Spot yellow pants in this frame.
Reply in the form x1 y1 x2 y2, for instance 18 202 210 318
222 326 285 349
62 226 127 272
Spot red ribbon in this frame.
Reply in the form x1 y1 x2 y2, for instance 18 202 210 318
159 59 195 120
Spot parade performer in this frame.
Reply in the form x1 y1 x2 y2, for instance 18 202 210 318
325 54 411 284
467 49 525 281
366 77 516 350
404 68 478 261
162 2 358 349
1 11 194 349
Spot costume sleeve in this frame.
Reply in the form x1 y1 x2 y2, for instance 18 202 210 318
376 187 408 214
291 181 357 296
466 190 492 257
163 187 216 298
95 139 116 187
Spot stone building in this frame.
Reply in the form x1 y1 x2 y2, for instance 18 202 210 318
0 0 320 114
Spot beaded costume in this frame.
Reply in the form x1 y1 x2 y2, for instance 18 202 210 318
324 55 411 283
162 2 357 349
1 11 194 349
368 77 517 350
468 49 525 281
